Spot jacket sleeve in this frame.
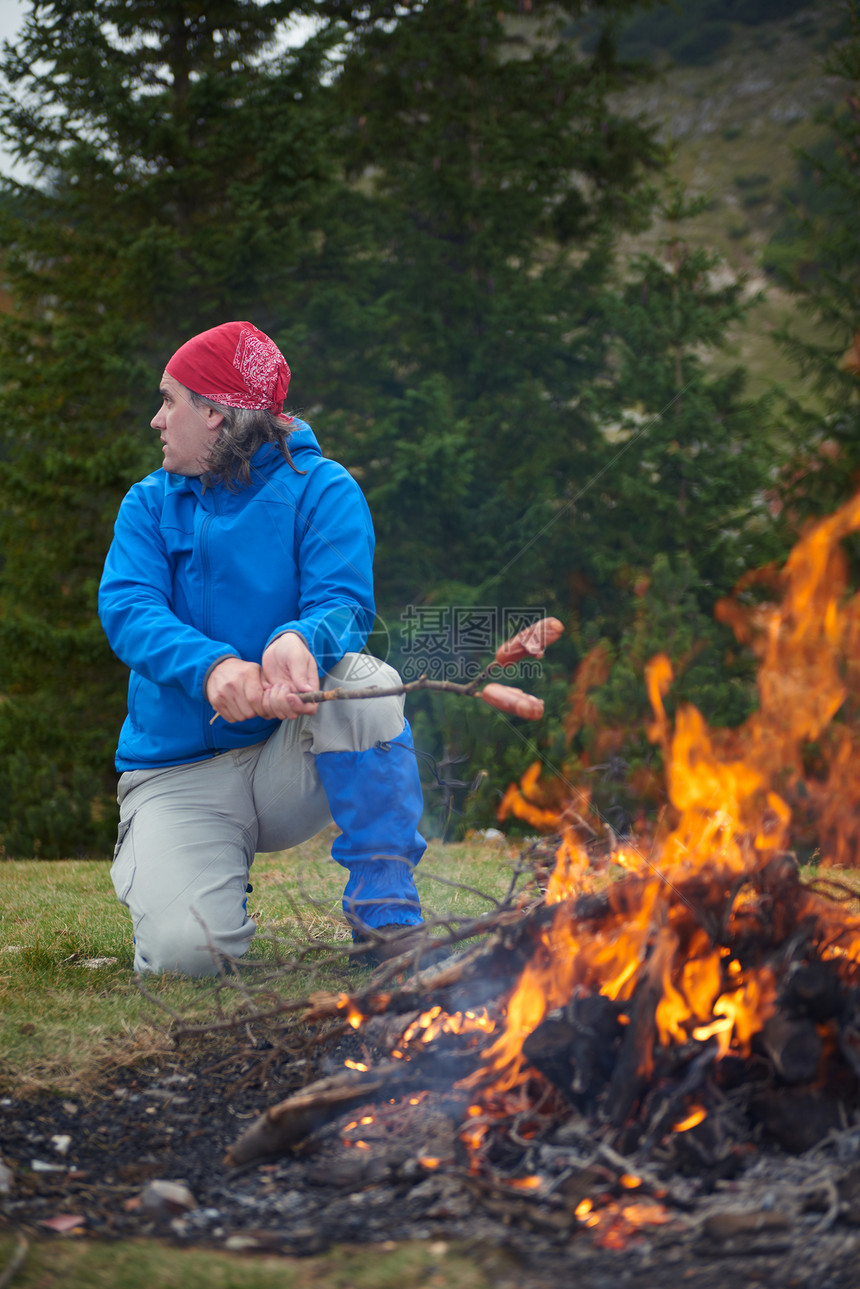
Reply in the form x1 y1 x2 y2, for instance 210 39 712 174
98 483 239 700
265 464 377 677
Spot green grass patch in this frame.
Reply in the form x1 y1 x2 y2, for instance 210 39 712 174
0 831 522 1096
0 1234 493 1289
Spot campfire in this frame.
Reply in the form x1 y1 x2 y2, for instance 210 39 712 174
224 488 860 1253
12 489 860 1277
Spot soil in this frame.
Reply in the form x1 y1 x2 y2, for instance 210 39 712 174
3 1030 860 1289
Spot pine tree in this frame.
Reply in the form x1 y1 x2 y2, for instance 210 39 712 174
0 0 336 854
766 0 860 523
275 2 666 833
289 1 663 610
588 184 783 605
532 186 788 836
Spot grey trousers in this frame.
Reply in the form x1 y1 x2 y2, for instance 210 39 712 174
110 655 406 975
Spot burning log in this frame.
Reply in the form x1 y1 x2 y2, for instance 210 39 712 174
226 856 860 1165
758 1015 822 1084
521 991 624 1110
606 941 678 1130
226 1061 417 1166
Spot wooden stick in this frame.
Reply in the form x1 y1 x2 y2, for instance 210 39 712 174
0 1238 29 1289
209 615 564 724
226 1060 415 1165
211 673 483 723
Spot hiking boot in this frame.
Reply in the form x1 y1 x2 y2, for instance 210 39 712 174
351 924 450 969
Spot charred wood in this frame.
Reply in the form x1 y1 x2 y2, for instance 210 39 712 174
781 960 845 1022
757 1014 823 1084
522 992 624 1111
639 1044 718 1149
751 1088 846 1154
604 960 664 1129
226 1060 417 1166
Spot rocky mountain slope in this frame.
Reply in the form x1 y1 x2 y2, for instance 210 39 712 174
611 1 849 398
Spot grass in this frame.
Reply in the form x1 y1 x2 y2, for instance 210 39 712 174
0 829 522 1097
0 1234 496 1289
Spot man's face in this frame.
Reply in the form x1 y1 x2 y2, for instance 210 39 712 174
151 372 223 476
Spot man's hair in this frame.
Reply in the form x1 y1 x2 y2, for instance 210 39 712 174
189 391 304 489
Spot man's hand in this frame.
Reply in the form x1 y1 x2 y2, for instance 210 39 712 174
260 632 320 720
206 657 266 723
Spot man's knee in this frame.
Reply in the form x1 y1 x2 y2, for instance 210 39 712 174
325 654 402 693
134 911 254 976
315 655 405 751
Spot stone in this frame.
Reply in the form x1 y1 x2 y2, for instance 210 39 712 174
140 1179 197 1217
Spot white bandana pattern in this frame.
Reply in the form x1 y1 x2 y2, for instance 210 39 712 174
205 327 286 410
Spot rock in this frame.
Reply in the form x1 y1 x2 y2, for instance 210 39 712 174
224 1234 260 1252
0 1161 14 1195
223 1231 285 1252
40 1214 86 1233
140 1179 197 1217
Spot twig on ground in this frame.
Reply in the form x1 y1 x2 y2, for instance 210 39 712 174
0 1236 29 1289
597 1141 697 1211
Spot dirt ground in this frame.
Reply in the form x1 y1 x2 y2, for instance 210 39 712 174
3 1031 860 1289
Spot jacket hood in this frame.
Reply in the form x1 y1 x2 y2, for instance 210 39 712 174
284 417 322 460
243 417 322 477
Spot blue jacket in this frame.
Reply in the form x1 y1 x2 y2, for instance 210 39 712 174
99 421 375 770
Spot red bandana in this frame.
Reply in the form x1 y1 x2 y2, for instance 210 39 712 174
165 321 291 413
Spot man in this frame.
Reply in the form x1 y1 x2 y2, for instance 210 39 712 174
99 321 426 975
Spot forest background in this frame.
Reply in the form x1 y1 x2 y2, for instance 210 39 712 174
0 0 858 858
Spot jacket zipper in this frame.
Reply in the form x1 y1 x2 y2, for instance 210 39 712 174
201 492 221 752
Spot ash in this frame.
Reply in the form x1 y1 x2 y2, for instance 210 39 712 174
3 1039 860 1289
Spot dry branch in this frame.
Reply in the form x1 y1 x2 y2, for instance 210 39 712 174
226 1060 416 1165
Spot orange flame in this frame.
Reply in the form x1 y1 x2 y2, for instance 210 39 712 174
461 487 860 1112
333 488 860 1193
673 1106 707 1132
398 1005 495 1054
